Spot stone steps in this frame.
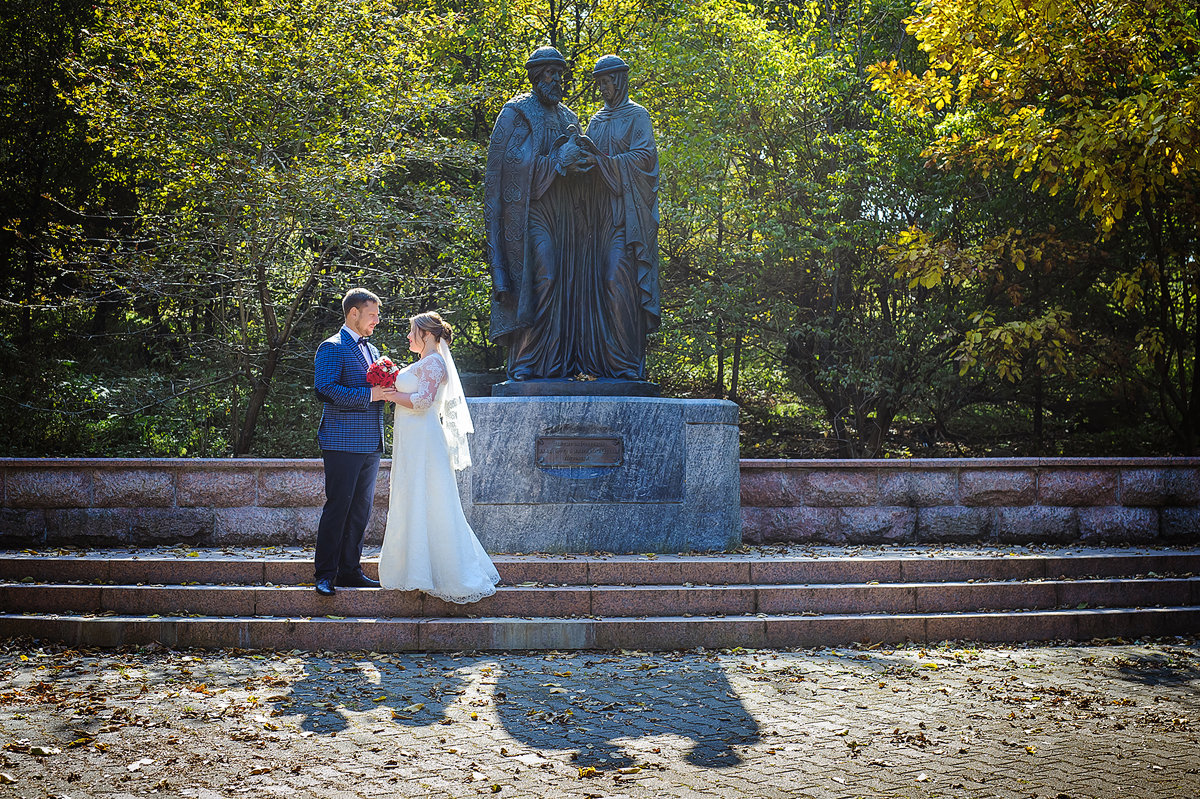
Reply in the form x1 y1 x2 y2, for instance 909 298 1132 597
3 578 1198 618
3 550 1198 586
1 548 1197 650
1 608 1197 651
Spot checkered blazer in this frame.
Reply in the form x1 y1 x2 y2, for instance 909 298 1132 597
314 328 385 453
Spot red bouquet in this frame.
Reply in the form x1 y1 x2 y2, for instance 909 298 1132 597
366 356 400 388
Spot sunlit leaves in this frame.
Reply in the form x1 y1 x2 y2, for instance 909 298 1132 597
870 0 1200 238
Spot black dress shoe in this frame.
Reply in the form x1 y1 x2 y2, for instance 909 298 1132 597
336 571 380 588
315 578 336 596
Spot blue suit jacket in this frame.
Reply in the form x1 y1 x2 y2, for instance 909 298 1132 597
315 328 385 453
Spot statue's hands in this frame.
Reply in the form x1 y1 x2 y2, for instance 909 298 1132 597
576 135 602 155
557 138 582 166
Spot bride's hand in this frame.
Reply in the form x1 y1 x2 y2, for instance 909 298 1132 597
373 387 403 404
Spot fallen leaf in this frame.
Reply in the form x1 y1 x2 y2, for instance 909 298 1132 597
0 773 15 784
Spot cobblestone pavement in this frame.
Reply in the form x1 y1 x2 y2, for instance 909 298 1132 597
0 638 1197 799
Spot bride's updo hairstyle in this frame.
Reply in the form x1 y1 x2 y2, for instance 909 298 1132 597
411 311 454 345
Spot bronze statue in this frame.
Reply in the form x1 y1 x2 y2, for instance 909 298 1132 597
485 48 660 389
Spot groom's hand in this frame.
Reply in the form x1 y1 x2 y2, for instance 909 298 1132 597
371 386 399 403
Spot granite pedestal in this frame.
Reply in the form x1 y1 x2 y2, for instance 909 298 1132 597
459 397 741 553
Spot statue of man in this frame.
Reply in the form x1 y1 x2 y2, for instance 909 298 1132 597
484 46 593 381
577 54 661 380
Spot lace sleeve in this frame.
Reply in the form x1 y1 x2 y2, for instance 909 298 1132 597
410 355 447 411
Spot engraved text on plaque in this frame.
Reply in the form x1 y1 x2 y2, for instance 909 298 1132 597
536 437 624 468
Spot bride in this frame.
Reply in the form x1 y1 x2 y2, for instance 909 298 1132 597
378 311 500 603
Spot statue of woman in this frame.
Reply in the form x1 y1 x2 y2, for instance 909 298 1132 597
577 54 661 380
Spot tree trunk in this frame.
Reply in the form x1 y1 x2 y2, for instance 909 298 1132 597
234 348 279 456
714 316 725 397
729 333 741 403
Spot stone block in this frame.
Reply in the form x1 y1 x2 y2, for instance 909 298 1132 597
128 508 216 542
959 469 1035 506
213 507 317 545
924 611 1076 644
252 587 421 618
258 468 325 507
462 397 740 553
470 397 686 505
591 586 754 617
92 469 174 508
586 559 678 585
915 506 993 543
758 584 916 615
1056 578 1192 609
915 581 1057 613
363 506 387 546
740 506 841 545
1038 469 1118 506
1121 468 1200 506
0 584 103 614
44 508 133 542
995 507 1079 544
177 470 256 507
5 469 91 509
101 585 255 617
750 557 903 585
739 469 805 507
422 618 595 650
374 465 391 508
426 587 591 618
765 615 925 648
803 471 877 507
1077 507 1159 543
1161 508 1200 543
0 508 47 544
839 506 915 543
878 470 956 506
593 617 765 650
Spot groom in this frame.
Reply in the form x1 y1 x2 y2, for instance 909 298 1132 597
313 288 397 596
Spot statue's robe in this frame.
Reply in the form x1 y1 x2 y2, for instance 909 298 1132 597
581 99 660 380
484 93 583 380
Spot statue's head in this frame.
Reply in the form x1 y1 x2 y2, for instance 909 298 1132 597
592 54 629 109
525 46 569 107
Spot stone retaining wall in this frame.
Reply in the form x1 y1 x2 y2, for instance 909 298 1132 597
0 459 387 548
741 459 1200 545
2 458 1199 549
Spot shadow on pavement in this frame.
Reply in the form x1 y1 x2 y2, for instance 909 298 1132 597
492 656 760 769
271 654 760 769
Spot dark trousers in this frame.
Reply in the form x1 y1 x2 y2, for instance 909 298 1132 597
315 449 380 581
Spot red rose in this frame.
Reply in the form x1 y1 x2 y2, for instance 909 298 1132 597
366 356 400 388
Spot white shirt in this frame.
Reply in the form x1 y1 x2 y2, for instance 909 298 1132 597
341 324 374 367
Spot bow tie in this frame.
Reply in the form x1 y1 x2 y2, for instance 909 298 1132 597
357 336 370 345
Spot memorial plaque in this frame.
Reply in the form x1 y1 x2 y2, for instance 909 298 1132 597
536 436 624 468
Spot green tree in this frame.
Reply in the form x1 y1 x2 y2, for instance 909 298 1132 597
871 0 1200 451
67 0 474 454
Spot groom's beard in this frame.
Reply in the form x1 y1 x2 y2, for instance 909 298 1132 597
534 80 564 106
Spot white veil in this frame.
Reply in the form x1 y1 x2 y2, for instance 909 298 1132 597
436 339 474 470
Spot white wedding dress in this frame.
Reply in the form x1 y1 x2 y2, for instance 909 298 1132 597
378 353 500 603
